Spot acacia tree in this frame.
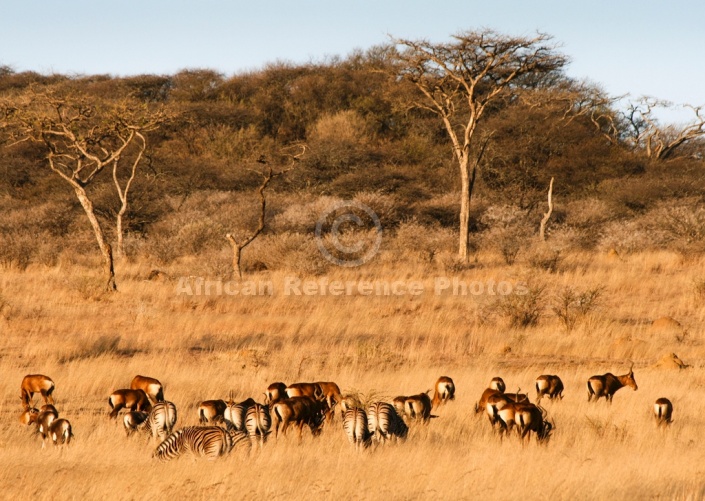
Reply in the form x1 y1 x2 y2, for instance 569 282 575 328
2 91 165 291
391 29 567 259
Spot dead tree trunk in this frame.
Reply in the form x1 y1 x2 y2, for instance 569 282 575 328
73 185 116 291
539 177 554 241
113 132 146 260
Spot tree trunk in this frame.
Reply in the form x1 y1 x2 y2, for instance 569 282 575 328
226 234 243 280
74 186 117 291
458 156 471 260
539 177 555 241
116 203 127 260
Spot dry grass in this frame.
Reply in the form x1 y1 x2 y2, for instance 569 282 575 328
1 250 705 500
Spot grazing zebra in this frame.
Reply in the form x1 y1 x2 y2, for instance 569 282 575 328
245 403 271 445
224 398 255 432
123 411 149 436
153 426 248 461
343 408 371 449
146 401 178 441
367 402 408 443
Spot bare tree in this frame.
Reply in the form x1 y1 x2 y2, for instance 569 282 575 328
623 98 705 160
2 92 165 291
225 146 305 279
391 29 567 259
539 177 554 241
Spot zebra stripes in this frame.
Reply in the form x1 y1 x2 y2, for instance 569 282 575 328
245 403 271 444
343 408 371 449
146 401 177 441
224 398 255 432
367 402 408 443
153 425 249 461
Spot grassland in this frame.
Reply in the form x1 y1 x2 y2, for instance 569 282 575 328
1 250 704 500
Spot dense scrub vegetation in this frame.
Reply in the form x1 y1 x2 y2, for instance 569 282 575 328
0 46 704 277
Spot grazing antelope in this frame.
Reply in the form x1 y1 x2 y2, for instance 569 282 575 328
271 396 329 438
146 401 178 441
264 382 287 406
404 392 433 423
285 382 324 401
535 375 564 402
130 375 164 403
431 376 456 410
485 391 529 430
21 374 55 407
490 377 506 393
123 411 149 436
587 366 638 403
48 418 73 447
153 426 248 461
108 389 152 419
36 407 59 448
367 402 408 443
392 396 408 417
654 398 673 426
224 397 256 431
515 403 553 444
20 407 39 426
474 377 509 414
245 403 271 445
198 399 227 424
343 408 372 449
315 381 343 418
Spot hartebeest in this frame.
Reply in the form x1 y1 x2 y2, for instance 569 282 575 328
264 382 287 406
431 376 455 409
587 366 637 403
21 374 55 408
535 375 564 402
123 411 149 435
404 392 433 423
48 418 73 447
654 398 673 426
515 403 553 444
270 396 329 438
20 407 39 426
198 400 227 424
108 389 152 419
489 377 506 393
285 382 324 401
484 391 529 430
130 375 164 403
315 381 343 418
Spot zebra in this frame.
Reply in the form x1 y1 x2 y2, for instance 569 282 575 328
367 402 408 443
245 403 271 445
152 425 248 461
343 408 371 449
224 398 255 432
146 401 177 442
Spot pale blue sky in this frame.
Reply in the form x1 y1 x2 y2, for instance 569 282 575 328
2 1 703 123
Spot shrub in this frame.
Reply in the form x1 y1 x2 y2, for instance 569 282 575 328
494 282 546 328
552 286 603 332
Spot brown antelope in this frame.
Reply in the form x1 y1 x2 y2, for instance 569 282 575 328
392 396 408 417
515 403 553 444
285 382 324 401
36 407 59 448
535 375 564 402
315 381 343 418
587 366 638 403
270 396 329 438
474 377 508 414
264 382 287 406
130 375 164 403
484 391 529 430
108 389 152 419
20 407 40 426
123 411 149 435
431 376 456 410
48 418 73 447
490 377 506 393
404 392 433 423
654 398 673 426
198 399 227 424
21 374 55 407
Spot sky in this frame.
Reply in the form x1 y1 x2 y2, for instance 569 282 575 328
2 0 703 123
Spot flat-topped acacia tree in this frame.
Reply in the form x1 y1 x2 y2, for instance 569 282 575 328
2 91 166 291
390 29 567 260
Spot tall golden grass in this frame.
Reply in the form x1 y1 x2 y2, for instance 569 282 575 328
1 250 704 500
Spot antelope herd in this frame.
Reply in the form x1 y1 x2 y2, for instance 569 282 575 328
16 367 675 460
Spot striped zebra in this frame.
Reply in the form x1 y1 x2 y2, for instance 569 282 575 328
343 408 371 449
146 401 177 441
153 425 248 461
224 398 255 432
367 402 408 443
245 403 271 445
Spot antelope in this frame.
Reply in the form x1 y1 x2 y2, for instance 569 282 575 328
431 376 455 410
224 397 256 431
36 407 59 448
264 382 287 406
587 366 637 403
535 375 564 402
654 398 673 426
392 396 408 417
490 377 506 393
20 407 40 426
474 377 509 414
485 391 529 430
153 426 249 461
404 392 433 423
108 389 152 419
315 381 343 419
123 411 149 435
130 375 164 403
343 407 371 449
48 418 73 447
21 374 55 407
198 399 227 424
367 402 408 443
285 382 324 401
515 403 553 444
270 396 329 438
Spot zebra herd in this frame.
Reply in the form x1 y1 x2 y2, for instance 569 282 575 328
17 366 675 460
